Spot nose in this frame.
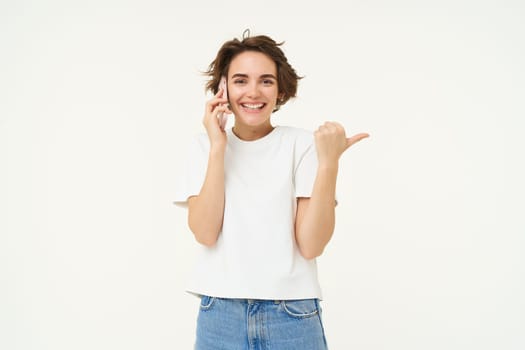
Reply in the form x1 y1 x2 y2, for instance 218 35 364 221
246 82 260 98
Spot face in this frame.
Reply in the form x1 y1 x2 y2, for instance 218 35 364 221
227 51 280 134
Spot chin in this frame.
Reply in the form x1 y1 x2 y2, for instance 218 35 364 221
239 115 271 126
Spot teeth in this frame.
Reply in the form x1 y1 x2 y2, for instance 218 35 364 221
242 103 264 109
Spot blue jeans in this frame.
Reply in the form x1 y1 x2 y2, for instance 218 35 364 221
195 295 328 350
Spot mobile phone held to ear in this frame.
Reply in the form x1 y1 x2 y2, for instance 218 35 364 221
217 76 229 130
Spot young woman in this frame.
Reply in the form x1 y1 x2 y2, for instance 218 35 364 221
174 31 368 350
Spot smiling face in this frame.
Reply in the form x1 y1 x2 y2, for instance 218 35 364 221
227 51 280 140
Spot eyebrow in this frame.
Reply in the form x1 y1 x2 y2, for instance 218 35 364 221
231 73 277 80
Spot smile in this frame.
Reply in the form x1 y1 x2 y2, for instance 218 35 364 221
241 103 265 110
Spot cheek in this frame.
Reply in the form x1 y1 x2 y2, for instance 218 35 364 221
267 86 279 98
226 88 241 101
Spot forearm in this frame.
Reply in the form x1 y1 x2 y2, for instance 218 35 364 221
188 147 225 246
296 164 338 259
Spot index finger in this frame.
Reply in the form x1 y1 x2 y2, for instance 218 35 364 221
215 86 226 98
206 96 228 113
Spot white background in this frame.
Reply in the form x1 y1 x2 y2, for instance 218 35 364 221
1 0 524 349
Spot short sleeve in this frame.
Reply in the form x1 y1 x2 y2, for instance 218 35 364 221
294 142 318 198
294 135 338 206
173 134 209 208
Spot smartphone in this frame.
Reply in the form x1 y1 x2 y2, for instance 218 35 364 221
218 76 229 130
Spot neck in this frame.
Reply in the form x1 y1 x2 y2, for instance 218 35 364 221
232 123 274 141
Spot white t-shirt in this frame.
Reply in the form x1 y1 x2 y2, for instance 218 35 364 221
174 126 323 300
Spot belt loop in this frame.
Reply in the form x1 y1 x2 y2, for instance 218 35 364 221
315 298 322 312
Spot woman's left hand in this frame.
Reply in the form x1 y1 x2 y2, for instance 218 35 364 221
314 121 369 167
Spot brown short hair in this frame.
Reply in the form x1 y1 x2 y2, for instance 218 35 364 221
204 31 303 112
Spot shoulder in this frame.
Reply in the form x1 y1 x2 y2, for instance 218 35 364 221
277 126 314 144
277 127 316 163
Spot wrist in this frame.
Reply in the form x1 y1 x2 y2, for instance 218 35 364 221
317 160 339 172
209 144 226 156
210 146 226 156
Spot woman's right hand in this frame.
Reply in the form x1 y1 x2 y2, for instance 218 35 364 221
203 87 231 150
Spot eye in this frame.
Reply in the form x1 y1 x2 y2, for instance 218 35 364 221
233 78 247 84
262 79 275 85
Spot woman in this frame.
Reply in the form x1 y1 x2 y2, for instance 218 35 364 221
174 30 369 349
